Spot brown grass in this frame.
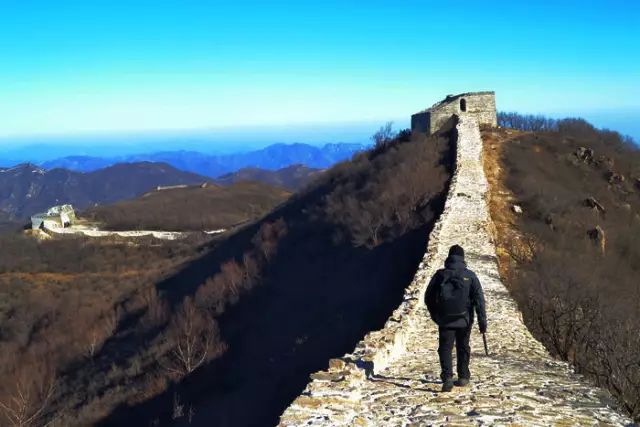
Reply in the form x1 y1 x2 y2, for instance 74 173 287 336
84 181 291 231
482 128 526 283
483 124 640 420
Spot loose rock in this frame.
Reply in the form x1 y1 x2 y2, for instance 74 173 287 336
608 172 625 184
575 147 594 163
584 197 606 214
587 225 606 255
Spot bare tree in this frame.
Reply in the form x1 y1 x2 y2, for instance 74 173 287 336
195 275 226 315
252 219 288 263
241 252 260 287
497 111 559 131
220 261 244 299
83 307 119 359
0 352 57 427
162 298 222 378
371 122 395 149
141 289 170 329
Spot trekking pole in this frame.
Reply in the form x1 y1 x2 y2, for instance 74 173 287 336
482 333 489 356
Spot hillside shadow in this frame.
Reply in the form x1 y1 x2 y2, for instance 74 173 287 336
101 215 437 426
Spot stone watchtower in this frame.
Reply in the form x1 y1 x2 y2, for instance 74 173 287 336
411 91 497 135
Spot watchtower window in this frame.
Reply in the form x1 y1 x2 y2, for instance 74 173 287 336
460 98 467 112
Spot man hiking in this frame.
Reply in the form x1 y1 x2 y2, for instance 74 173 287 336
425 244 487 392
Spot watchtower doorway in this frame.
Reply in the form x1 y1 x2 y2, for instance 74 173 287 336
460 98 467 112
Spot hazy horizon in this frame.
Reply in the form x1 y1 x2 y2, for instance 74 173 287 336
1 0 638 146
1 106 638 163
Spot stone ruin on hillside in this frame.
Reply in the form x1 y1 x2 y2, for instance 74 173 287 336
411 91 497 135
31 204 77 230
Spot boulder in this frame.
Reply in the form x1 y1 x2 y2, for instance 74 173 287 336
575 147 594 163
328 358 346 371
583 197 605 214
309 371 345 382
545 214 555 230
608 172 625 185
595 155 614 170
587 225 606 255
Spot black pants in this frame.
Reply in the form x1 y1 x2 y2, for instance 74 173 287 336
438 326 471 381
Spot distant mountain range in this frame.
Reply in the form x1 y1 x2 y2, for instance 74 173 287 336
0 161 323 222
0 162 212 219
40 143 365 177
0 143 360 222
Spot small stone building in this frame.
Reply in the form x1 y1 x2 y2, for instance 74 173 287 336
31 204 76 230
411 91 497 135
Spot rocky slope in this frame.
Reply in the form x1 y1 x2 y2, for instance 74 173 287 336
279 116 632 426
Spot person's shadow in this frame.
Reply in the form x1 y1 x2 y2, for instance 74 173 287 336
369 373 441 393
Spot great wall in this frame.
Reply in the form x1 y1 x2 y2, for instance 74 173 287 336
278 114 633 426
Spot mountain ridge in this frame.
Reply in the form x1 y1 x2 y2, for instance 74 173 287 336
0 160 325 221
38 142 365 177
215 164 322 191
0 161 212 219
84 181 291 231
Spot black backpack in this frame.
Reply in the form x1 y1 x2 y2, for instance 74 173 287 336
435 270 471 324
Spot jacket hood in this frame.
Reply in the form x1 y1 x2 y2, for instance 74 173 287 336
444 254 466 270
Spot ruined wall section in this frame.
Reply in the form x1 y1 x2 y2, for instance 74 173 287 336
412 92 497 135
410 111 430 134
463 92 497 128
279 116 631 426
429 92 496 133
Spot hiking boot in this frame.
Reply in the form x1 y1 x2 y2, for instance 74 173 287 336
441 379 454 392
454 378 470 387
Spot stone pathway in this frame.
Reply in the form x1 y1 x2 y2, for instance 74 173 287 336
279 117 632 426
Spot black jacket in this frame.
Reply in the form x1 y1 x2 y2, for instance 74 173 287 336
425 255 487 329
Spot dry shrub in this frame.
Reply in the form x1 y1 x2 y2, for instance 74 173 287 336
498 118 640 420
195 218 288 317
141 288 171 329
251 218 288 263
0 233 209 425
80 308 119 360
320 131 450 248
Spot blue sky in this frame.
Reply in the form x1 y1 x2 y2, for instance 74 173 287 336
1 0 639 145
